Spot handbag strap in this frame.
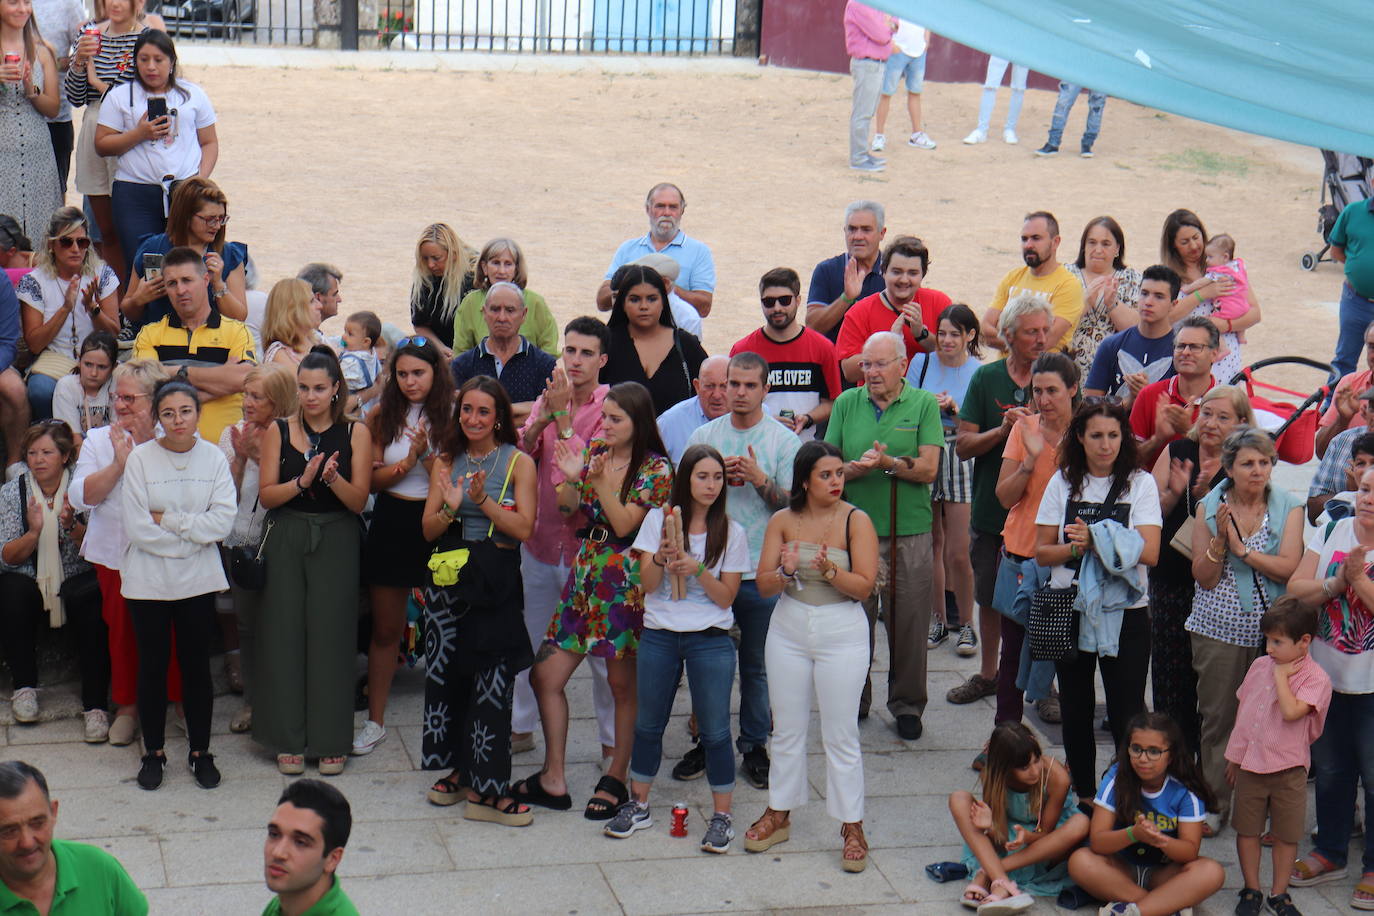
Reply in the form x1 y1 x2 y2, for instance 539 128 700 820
1063 473 1131 570
916 352 932 391
486 448 517 539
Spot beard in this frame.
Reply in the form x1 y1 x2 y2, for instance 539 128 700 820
1022 249 1043 268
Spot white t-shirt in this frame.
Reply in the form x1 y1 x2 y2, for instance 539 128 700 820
669 292 703 340
1306 518 1374 694
16 265 120 359
97 78 217 184
245 288 268 356
51 374 111 436
1034 469 1162 605
631 507 751 632
892 18 927 57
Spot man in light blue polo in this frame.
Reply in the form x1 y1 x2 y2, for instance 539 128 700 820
595 182 716 319
657 355 729 464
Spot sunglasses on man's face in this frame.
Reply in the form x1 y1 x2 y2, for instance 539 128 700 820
761 295 794 308
56 236 91 251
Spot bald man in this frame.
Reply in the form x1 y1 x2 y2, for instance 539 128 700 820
657 355 730 463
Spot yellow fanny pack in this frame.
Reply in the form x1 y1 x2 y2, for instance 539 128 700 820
427 451 516 587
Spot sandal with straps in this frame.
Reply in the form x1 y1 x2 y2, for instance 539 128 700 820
464 793 534 827
840 821 868 873
1354 872 1374 911
583 774 628 821
1290 850 1348 887
977 877 1033 915
426 772 466 807
743 807 790 852
960 874 989 910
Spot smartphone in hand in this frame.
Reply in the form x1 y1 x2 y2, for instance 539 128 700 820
146 96 168 121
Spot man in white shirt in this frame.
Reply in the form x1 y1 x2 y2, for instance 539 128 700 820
871 17 936 152
657 355 730 464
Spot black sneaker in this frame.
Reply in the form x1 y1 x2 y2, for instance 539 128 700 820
137 753 166 790
741 747 770 789
1235 888 1263 916
671 743 706 781
1035 143 1059 157
1265 892 1302 916
189 752 221 789
896 714 922 741
927 619 949 649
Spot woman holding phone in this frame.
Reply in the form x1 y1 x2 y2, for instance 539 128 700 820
92 29 217 275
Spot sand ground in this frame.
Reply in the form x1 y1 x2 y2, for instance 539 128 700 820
80 59 1345 394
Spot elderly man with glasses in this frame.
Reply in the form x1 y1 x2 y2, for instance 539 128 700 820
947 292 1051 706
825 330 943 740
1129 316 1220 468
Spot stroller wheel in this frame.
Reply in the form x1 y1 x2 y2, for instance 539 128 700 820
1301 252 1318 271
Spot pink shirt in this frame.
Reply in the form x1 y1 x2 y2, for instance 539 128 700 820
519 384 608 567
1225 653 1332 774
843 1 893 60
1320 367 1373 431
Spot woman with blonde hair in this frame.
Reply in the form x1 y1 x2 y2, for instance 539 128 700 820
1149 385 1253 760
218 363 297 733
262 278 320 367
18 206 121 419
122 176 246 327
408 222 476 358
452 237 559 356
0 0 61 239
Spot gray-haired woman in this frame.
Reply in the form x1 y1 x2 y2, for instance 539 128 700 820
1188 426 1304 827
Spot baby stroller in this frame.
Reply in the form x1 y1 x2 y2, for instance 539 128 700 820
1228 356 1339 464
1300 150 1374 271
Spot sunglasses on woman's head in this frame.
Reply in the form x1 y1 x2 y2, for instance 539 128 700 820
394 336 429 349
56 236 91 250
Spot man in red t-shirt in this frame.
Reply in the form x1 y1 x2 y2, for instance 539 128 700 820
732 267 841 442
835 235 950 384
1129 316 1219 467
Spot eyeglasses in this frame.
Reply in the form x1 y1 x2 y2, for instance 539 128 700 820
56 236 92 251
1173 342 1210 353
761 294 794 308
858 357 898 372
112 393 150 404
394 336 429 350
1127 744 1170 761
195 213 229 228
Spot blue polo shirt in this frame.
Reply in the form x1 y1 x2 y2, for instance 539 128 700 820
806 252 885 342
1331 198 1374 298
657 395 710 465
449 336 556 405
604 231 716 292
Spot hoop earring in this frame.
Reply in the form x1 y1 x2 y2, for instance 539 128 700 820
495 422 502 430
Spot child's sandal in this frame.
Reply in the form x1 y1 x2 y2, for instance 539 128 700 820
977 877 1033 915
961 881 989 909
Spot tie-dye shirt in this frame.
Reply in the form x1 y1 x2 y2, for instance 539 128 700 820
1308 518 1374 693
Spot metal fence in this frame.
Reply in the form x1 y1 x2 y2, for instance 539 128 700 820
148 0 740 52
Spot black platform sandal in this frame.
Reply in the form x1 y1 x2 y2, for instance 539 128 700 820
584 774 628 821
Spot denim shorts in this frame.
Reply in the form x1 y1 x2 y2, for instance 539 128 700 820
882 51 927 95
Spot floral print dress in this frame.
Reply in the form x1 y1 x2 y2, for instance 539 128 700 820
545 440 671 660
1067 264 1141 384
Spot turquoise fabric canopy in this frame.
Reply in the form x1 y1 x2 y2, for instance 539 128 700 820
877 0 1374 157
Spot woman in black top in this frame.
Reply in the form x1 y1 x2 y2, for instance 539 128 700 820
255 346 372 777
602 264 707 413
407 222 476 359
1147 385 1252 759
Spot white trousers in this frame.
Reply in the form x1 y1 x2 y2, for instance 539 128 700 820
512 546 615 747
765 592 868 823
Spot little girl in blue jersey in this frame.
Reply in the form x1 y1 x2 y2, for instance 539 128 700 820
1069 712 1225 916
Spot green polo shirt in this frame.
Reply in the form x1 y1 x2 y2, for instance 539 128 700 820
0 838 147 915
960 359 1033 535
262 877 359 916
1332 198 1374 299
825 381 943 537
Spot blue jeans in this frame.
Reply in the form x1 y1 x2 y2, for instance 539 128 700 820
1046 82 1107 151
734 579 777 753
110 180 168 277
1334 283 1374 381
1311 690 1374 872
629 627 736 793
24 370 58 420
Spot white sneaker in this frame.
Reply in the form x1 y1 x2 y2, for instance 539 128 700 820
962 129 987 144
1003 128 1020 144
11 688 38 723
871 133 887 152
351 719 386 755
908 131 936 150
84 708 110 743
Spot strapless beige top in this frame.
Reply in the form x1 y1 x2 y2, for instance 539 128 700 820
787 541 853 606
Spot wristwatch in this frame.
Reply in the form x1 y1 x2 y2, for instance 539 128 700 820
916 327 930 342
557 424 576 440
800 415 815 431
822 561 839 582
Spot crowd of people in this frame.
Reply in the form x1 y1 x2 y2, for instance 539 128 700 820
1 4 1373 905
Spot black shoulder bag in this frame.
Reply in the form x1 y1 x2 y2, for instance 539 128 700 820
1027 474 1130 662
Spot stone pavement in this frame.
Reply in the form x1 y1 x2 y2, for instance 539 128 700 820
1 607 1363 916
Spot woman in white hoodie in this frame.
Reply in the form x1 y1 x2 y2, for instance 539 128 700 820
120 379 235 791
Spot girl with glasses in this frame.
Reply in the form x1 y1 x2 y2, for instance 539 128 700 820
17 206 120 420
120 379 237 790
1068 711 1223 915
122 176 245 328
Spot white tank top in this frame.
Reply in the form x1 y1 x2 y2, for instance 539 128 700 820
381 403 432 499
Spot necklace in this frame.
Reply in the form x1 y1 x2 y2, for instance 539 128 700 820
465 445 499 479
793 502 845 548
162 440 194 471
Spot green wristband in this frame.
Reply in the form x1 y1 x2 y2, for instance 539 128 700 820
1126 825 1136 843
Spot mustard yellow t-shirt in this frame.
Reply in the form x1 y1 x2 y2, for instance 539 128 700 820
989 264 1085 352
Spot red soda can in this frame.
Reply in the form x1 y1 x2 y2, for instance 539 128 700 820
670 803 688 837
83 26 102 54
